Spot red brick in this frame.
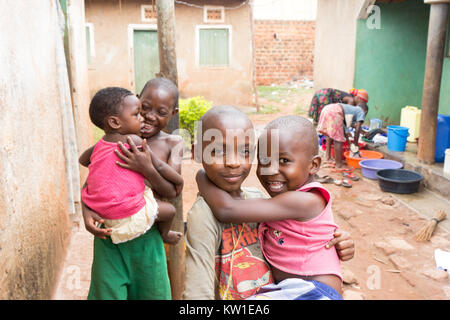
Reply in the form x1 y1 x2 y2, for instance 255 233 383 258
254 20 315 85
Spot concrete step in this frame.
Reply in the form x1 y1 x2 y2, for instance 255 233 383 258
365 141 450 199
392 187 450 234
363 176 450 234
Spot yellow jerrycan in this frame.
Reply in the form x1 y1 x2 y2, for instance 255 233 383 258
400 106 421 142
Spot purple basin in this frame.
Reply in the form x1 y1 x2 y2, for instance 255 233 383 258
359 159 403 180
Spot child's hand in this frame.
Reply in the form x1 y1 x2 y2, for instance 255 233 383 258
115 137 153 173
175 182 184 197
82 202 112 239
195 169 209 195
325 229 355 261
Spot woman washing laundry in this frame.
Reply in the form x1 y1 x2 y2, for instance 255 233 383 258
309 88 369 124
317 102 369 171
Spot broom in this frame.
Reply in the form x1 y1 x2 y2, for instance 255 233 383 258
415 210 447 241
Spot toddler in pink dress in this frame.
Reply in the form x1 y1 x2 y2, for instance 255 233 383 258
81 87 158 244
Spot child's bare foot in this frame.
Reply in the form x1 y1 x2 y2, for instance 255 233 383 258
322 160 335 168
332 165 354 173
162 230 182 245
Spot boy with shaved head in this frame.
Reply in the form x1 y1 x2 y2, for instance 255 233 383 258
184 108 354 300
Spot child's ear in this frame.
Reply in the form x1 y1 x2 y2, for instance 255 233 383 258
310 155 321 175
107 115 121 130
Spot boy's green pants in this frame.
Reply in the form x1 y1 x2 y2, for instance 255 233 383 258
87 225 172 300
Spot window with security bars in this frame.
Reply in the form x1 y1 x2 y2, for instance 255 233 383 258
204 6 225 23
141 5 157 22
198 27 230 67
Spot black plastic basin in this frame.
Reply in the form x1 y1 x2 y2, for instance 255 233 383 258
376 169 424 194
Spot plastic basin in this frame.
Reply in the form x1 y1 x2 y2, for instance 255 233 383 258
359 159 403 180
321 140 367 160
376 169 423 194
344 150 383 169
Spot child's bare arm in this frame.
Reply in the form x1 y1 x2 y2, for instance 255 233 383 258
140 135 184 197
151 137 183 187
167 136 184 196
127 135 183 197
196 170 325 224
151 156 183 195
127 134 143 147
81 181 112 239
197 171 354 260
79 145 96 167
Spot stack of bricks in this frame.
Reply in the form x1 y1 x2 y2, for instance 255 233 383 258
254 20 315 86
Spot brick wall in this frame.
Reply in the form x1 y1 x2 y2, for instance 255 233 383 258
254 20 315 85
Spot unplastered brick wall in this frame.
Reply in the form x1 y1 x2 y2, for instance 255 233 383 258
254 20 315 85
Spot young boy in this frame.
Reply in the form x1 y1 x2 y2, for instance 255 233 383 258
196 115 344 299
184 106 355 300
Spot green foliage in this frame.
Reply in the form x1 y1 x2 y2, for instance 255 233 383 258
179 96 212 143
93 126 104 142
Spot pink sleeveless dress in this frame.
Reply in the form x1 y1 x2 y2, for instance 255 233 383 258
258 182 342 281
81 138 146 220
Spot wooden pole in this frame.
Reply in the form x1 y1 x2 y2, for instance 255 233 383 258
249 0 259 112
418 2 449 164
156 0 178 87
155 0 185 300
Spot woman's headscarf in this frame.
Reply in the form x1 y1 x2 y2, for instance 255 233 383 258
349 88 369 102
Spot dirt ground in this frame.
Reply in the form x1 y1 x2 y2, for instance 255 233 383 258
181 85 450 300
53 85 450 300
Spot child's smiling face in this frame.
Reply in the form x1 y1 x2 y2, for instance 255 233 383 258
199 115 255 196
139 86 177 138
256 127 320 198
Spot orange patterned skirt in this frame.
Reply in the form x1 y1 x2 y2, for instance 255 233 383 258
317 103 346 143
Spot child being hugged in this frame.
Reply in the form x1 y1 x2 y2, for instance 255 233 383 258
80 79 183 245
196 115 343 300
81 87 175 300
114 77 184 244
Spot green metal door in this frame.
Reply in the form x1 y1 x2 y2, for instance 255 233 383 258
133 30 159 95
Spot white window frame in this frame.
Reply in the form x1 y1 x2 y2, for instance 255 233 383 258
195 25 232 68
203 5 225 23
85 22 95 60
127 24 158 92
141 4 157 23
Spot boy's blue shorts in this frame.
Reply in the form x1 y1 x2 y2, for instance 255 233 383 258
247 278 343 300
